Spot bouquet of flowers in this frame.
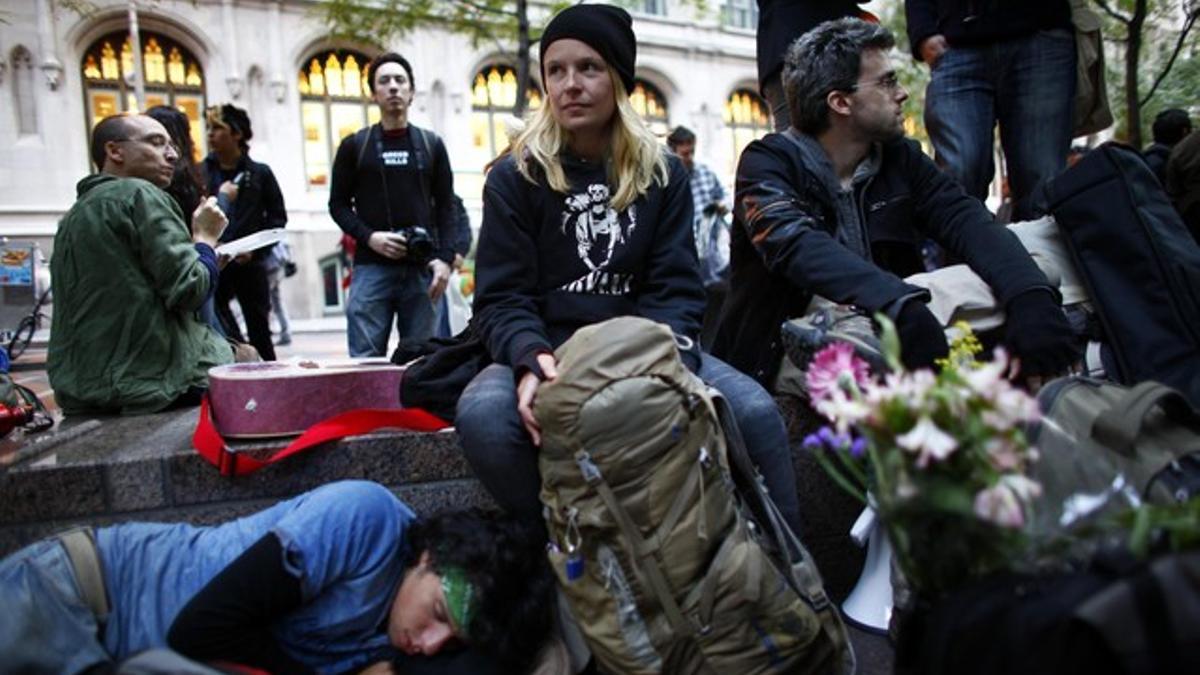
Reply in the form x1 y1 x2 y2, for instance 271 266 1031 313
804 320 1043 597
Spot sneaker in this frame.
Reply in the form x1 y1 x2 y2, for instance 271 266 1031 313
780 305 887 373
275 335 292 347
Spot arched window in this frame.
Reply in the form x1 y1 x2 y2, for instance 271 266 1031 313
299 49 379 187
11 47 37 135
629 79 669 136
724 88 770 172
467 64 541 169
81 31 205 159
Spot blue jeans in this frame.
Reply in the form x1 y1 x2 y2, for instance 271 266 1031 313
925 28 1076 221
346 263 434 357
0 538 111 673
455 353 802 531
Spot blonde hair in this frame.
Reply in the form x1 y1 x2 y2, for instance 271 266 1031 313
512 70 669 212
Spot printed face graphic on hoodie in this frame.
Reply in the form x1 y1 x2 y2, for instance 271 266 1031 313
558 182 637 295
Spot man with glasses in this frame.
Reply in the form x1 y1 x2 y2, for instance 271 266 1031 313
713 18 1078 389
48 113 233 414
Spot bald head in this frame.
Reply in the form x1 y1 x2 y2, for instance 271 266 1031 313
91 114 179 188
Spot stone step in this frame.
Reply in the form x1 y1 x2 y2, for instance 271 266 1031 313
0 396 892 673
0 407 493 555
1 396 868 601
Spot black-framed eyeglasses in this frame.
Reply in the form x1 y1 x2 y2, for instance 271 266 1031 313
847 72 902 93
117 134 179 155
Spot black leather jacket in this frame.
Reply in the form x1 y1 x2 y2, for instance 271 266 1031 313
712 131 1053 386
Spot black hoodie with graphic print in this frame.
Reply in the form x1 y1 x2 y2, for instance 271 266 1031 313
473 151 705 378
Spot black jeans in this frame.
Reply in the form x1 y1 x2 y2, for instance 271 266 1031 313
215 260 276 361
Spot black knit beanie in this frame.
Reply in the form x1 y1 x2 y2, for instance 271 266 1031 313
539 4 636 93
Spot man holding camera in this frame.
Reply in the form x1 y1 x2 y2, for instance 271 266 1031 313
329 52 456 357
203 104 287 361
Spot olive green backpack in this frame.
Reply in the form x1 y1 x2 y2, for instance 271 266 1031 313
1031 376 1200 537
534 317 854 675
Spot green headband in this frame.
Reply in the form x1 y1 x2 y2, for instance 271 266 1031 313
440 566 478 638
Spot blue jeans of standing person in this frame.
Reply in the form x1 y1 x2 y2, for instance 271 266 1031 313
346 263 434 357
924 28 1076 222
455 353 803 532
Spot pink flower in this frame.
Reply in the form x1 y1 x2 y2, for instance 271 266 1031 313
973 483 1025 529
806 342 872 404
983 437 1022 471
999 474 1043 503
895 415 959 467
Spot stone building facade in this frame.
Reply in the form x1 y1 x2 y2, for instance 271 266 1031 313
0 0 772 322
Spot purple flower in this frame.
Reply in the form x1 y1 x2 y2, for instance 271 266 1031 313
818 426 838 446
849 437 868 458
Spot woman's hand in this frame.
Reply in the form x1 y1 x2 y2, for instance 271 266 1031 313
517 353 558 446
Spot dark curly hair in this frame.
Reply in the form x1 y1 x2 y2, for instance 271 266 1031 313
146 105 205 226
405 509 555 672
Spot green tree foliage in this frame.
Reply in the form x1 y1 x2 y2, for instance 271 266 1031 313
876 2 932 149
317 0 568 116
1095 0 1199 147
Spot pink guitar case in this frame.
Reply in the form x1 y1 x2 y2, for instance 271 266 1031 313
208 359 405 438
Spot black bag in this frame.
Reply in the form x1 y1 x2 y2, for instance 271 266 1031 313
391 322 490 423
1039 142 1200 406
894 547 1200 675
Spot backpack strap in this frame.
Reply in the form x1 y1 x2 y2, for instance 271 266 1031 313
411 125 436 233
574 450 695 634
354 124 376 173
712 391 857 675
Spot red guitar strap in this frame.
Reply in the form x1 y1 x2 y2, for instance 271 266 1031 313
193 395 451 476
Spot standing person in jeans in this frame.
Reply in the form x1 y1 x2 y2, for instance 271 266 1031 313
455 3 802 533
329 52 456 357
203 104 287 361
907 0 1076 222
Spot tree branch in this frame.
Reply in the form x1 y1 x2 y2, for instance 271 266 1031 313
456 0 516 18
1093 0 1131 24
1139 10 1198 107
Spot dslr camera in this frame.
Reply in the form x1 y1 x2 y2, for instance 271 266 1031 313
398 226 435 265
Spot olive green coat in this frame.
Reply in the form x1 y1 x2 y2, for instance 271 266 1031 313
48 175 231 414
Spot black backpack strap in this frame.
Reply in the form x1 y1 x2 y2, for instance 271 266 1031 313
411 125 436 232
354 124 375 173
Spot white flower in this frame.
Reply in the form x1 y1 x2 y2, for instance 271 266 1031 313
814 388 871 433
895 416 959 467
973 483 1026 529
962 349 1009 398
999 474 1043 503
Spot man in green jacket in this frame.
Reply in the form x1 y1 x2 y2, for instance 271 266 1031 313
48 113 233 415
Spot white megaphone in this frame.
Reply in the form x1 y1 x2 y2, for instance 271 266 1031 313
842 504 893 633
